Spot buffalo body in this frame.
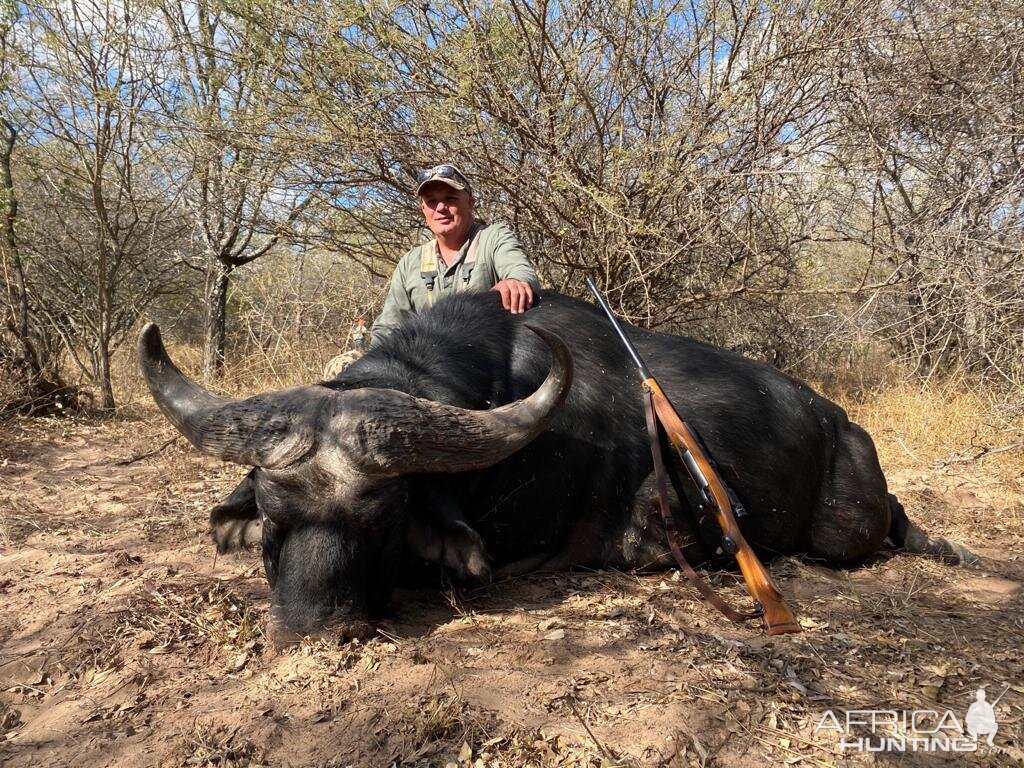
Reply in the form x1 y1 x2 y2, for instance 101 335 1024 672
140 291 969 637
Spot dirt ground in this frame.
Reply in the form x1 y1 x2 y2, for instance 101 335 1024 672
1 407 1022 767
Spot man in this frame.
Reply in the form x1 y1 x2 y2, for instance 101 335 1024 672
211 164 540 555
370 163 539 346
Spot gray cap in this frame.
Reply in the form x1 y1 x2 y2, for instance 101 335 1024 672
415 164 472 196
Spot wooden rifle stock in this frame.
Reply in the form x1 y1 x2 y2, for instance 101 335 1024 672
584 276 801 635
644 379 801 635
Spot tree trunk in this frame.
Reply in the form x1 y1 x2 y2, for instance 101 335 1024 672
92 170 116 410
0 116 73 416
92 272 117 411
96 338 115 410
202 256 230 380
1 118 44 380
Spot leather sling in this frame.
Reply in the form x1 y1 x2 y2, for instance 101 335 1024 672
643 387 763 623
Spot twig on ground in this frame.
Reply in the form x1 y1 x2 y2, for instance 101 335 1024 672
109 435 183 466
935 441 1023 467
567 698 618 763
895 435 920 462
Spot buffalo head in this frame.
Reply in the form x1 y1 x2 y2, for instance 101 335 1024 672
137 323 572 641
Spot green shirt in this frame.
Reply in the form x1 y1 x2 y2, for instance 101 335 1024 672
370 222 539 346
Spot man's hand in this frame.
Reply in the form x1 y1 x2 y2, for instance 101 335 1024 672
491 278 534 314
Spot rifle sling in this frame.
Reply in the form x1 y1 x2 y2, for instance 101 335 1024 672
642 388 763 624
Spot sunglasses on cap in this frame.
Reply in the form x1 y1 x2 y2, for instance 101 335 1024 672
415 164 471 194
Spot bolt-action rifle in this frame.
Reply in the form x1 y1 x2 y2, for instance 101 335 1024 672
586 278 801 635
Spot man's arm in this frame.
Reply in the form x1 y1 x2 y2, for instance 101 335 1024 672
487 223 539 314
369 251 417 348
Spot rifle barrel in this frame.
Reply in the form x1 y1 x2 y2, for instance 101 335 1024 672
991 684 1011 707
584 277 652 380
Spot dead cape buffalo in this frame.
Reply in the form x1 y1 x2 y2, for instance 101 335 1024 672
139 291 973 640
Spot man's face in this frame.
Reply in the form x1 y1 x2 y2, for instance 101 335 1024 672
419 183 475 241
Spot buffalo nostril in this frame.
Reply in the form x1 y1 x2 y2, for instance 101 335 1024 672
266 614 376 649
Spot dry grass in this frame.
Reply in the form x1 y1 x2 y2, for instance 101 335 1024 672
835 379 1024 474
124 579 266 661
182 722 269 768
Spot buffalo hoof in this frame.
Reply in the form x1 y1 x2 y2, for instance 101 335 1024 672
407 517 492 584
943 540 980 567
901 521 980 567
211 516 262 554
442 521 492 584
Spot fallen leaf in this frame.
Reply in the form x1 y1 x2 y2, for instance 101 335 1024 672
798 617 828 630
920 685 942 700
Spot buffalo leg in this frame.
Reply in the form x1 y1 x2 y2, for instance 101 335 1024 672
807 424 892 561
210 469 263 554
613 471 711 571
496 480 619 577
405 485 491 583
888 494 978 565
496 471 709 578
807 423 975 565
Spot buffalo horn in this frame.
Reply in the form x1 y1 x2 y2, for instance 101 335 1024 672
138 323 321 468
332 324 573 475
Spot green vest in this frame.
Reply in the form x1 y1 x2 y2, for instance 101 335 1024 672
418 224 484 307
